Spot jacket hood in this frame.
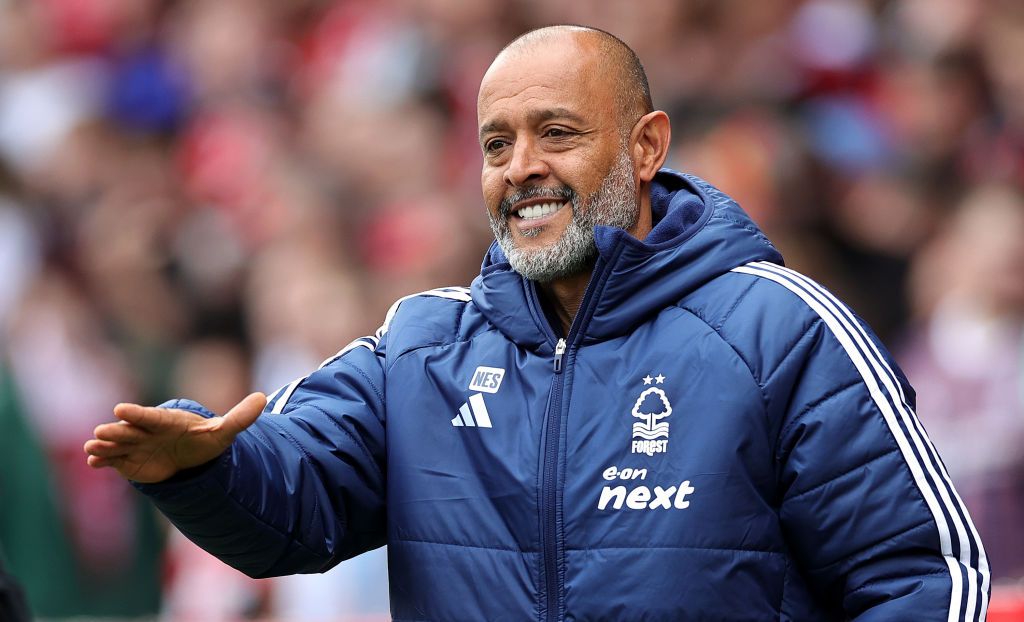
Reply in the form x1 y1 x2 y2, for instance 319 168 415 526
471 169 783 349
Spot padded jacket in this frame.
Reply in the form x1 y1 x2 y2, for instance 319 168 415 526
137 170 989 621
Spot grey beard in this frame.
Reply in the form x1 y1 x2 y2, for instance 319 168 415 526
489 151 639 283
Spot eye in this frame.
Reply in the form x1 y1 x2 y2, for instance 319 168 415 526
543 127 573 139
484 138 509 154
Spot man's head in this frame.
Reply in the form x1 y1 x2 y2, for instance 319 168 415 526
477 25 671 283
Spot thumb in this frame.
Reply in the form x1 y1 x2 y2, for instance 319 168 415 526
216 392 267 438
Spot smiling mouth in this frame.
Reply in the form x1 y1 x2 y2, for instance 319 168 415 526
515 201 569 221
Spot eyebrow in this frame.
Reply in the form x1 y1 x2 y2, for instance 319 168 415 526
478 107 588 141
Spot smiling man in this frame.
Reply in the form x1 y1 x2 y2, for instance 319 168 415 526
479 28 661 331
86 26 988 621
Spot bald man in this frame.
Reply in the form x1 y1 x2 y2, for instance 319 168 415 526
86 26 988 621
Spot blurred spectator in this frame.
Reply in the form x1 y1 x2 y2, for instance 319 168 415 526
900 184 1024 580
0 270 162 617
159 338 272 620
0 0 1022 618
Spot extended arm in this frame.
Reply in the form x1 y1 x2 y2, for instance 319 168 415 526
85 342 388 578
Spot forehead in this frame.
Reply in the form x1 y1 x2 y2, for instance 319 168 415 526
477 36 612 129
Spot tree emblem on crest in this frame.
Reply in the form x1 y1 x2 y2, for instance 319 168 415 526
631 387 671 440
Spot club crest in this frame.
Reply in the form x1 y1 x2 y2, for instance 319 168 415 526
631 374 671 456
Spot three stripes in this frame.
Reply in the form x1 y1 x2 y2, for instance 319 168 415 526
731 261 989 622
452 393 493 428
265 286 473 415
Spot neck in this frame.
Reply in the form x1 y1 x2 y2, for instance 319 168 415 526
540 184 655 335
540 270 593 335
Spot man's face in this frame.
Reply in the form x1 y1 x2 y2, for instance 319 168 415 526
477 36 639 282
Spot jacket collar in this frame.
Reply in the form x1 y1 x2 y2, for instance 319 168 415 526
470 169 783 351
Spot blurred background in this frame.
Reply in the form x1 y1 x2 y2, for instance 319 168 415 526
0 0 1022 619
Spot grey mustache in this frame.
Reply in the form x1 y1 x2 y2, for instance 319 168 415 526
500 186 576 218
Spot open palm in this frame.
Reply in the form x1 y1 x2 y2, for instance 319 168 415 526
84 393 267 483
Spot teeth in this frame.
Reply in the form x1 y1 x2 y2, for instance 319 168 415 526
517 202 565 220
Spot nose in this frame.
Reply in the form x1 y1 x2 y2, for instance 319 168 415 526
502 138 550 188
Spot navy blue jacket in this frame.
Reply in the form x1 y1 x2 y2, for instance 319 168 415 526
137 170 989 621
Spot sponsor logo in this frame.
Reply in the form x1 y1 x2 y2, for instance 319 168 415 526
631 374 671 456
468 366 505 393
596 464 695 510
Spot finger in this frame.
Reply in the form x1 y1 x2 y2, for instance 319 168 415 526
90 456 138 479
94 421 147 444
87 454 125 469
113 403 193 433
84 439 132 458
112 403 161 430
217 392 267 437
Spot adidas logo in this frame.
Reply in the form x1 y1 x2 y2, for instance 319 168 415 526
453 366 504 428
452 394 492 428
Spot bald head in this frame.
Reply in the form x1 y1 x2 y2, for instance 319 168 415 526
496 25 653 132
476 24 672 289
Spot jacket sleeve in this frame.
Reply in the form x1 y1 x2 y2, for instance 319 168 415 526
133 336 387 579
761 286 990 621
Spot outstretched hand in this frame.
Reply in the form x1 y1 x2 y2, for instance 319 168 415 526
84 392 267 483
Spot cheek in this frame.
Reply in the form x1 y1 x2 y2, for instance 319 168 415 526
556 153 603 196
481 169 505 211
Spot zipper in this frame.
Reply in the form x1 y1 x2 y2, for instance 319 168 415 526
553 338 566 373
537 254 615 621
540 341 567 621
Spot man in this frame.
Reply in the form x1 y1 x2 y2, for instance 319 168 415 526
85 26 989 620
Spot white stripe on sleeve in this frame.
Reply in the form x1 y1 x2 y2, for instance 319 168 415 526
748 261 989 621
270 377 303 415
731 262 986 621
269 286 471 415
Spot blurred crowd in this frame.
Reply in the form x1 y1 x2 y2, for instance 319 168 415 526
0 0 1022 619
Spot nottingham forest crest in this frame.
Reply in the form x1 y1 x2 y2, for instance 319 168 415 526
631 373 672 456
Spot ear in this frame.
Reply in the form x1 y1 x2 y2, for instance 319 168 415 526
629 111 671 183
